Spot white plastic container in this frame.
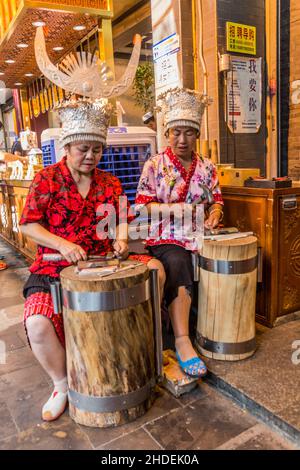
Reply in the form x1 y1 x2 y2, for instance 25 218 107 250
41 128 64 165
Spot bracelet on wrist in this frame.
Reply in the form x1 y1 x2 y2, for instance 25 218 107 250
209 208 224 221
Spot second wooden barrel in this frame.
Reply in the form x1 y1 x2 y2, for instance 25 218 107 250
60 261 156 428
195 235 257 361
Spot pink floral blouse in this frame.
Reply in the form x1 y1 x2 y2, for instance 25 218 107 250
135 146 224 250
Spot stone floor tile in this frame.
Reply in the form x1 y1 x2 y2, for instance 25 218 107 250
0 415 92 450
0 364 50 399
216 424 296 450
79 387 181 448
0 278 25 299
0 305 24 332
276 399 300 431
0 266 29 279
173 381 208 406
145 390 256 450
99 428 161 450
0 323 26 352
0 364 53 431
204 321 300 416
0 347 39 377
0 402 18 440
0 296 25 309
8 384 54 432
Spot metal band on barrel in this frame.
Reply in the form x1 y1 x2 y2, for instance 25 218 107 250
63 279 150 312
196 332 256 355
199 255 257 275
68 378 155 413
149 269 163 378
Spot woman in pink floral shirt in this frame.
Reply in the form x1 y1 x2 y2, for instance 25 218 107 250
136 88 224 378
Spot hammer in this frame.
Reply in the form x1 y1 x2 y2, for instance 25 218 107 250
42 253 122 270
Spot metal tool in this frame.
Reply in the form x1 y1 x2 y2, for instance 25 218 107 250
149 269 163 380
191 252 199 282
76 266 119 277
77 259 120 271
43 252 122 270
95 263 144 278
43 253 116 262
49 280 63 315
204 227 239 236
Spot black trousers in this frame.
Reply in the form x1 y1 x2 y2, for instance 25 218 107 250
148 244 194 307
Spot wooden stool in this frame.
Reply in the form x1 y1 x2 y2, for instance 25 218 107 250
60 261 156 428
195 236 258 361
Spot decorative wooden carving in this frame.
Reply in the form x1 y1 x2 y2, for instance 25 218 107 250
222 186 300 326
283 207 300 242
0 9 98 88
289 236 300 277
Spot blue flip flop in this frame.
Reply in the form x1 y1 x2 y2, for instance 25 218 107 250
176 351 207 378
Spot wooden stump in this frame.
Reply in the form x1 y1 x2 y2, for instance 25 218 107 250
60 261 156 428
195 236 258 361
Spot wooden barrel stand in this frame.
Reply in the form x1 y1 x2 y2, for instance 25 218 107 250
195 236 258 361
60 262 156 428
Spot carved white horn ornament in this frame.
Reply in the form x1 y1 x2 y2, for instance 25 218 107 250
34 27 142 99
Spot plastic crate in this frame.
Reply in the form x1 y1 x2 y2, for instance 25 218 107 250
98 144 151 203
42 140 56 167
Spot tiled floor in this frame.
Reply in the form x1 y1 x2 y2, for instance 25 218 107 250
204 320 300 442
0 239 297 450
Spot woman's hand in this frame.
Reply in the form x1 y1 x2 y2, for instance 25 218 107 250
204 206 223 229
113 240 129 260
57 239 87 264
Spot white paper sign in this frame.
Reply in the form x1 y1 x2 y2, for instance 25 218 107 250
227 57 262 133
153 33 180 61
154 53 180 90
153 33 181 93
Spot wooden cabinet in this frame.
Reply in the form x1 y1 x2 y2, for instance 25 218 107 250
0 180 36 260
222 186 300 327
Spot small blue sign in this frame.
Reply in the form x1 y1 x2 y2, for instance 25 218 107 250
108 127 128 134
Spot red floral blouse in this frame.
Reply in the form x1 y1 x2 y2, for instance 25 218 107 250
20 157 129 277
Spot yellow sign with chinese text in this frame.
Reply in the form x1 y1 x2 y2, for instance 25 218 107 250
226 22 256 55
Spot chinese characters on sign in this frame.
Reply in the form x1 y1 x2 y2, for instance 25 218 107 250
227 57 262 133
153 33 181 93
226 22 256 55
154 54 180 90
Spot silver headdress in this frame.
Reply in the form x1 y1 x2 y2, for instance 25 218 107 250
34 27 141 145
157 87 212 133
58 98 112 146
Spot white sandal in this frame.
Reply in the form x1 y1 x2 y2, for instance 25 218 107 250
42 390 68 421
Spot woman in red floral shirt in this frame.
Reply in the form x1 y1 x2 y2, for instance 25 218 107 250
20 28 166 423
20 101 165 422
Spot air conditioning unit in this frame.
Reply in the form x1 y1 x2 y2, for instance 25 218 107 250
41 128 64 167
100 127 156 204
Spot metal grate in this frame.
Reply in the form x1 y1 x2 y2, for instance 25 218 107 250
98 144 150 203
42 140 56 167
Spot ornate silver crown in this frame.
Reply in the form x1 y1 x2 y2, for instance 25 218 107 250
34 27 141 145
157 87 212 132
58 98 112 146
